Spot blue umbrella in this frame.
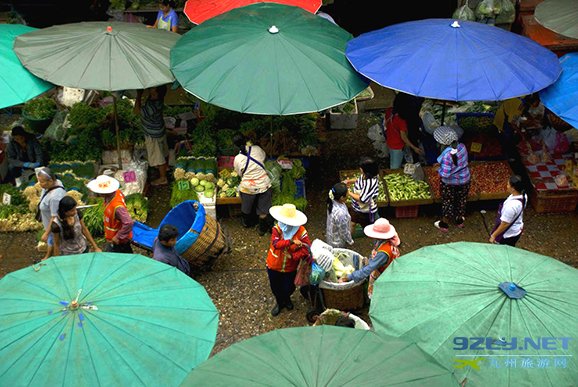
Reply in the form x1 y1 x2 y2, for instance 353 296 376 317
345 19 561 102
539 53 578 129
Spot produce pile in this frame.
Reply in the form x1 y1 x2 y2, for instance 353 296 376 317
424 162 511 201
125 193 148 223
0 184 41 232
216 169 241 198
339 170 387 205
382 173 432 203
469 162 511 198
267 158 307 211
172 157 217 207
325 251 356 283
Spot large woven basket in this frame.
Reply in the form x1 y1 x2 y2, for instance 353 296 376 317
319 248 366 311
167 201 228 272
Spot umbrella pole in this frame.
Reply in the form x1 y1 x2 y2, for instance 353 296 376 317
440 101 447 126
112 96 123 170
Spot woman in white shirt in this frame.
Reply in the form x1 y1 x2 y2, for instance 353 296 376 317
489 175 527 247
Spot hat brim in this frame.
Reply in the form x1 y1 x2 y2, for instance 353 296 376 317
269 206 307 227
86 178 119 194
364 223 396 240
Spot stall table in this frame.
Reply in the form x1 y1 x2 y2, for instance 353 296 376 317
524 159 578 213
381 169 433 218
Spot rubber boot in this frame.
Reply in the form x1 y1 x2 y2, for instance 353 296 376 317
258 216 270 236
242 213 257 228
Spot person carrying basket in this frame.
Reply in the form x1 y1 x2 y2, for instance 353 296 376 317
339 218 400 299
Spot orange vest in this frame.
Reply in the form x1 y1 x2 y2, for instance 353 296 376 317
266 225 309 272
368 241 400 299
104 190 132 241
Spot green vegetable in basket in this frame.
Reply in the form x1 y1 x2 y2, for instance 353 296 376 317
125 193 148 223
170 180 199 208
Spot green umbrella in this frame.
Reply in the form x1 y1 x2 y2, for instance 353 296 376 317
535 0 578 40
370 242 578 387
181 326 458 386
171 3 369 115
0 253 218 386
13 22 180 167
0 24 53 109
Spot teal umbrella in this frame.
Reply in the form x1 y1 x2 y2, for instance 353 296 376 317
370 242 578 387
181 326 458 386
13 22 180 168
0 253 219 386
535 0 578 40
0 24 53 109
13 21 179 91
171 3 369 115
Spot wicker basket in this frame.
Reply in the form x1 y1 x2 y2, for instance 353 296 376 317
312 308 370 330
181 214 227 271
319 248 367 311
530 187 578 213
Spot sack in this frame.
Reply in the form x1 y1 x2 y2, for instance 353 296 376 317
452 1 476 21
496 0 515 24
294 259 312 287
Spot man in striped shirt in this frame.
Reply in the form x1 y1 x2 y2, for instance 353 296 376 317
135 85 169 186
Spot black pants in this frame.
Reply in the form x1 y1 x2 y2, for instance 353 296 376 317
267 268 296 307
104 242 133 254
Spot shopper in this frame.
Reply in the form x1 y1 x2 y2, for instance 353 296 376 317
51 195 101 256
433 126 471 232
343 156 379 233
233 134 273 236
339 218 400 299
489 175 527 247
36 168 66 260
384 92 424 169
86 175 134 253
152 224 191 275
134 85 169 186
266 203 311 316
326 182 354 248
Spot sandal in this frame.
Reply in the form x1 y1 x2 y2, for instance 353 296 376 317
434 220 449 232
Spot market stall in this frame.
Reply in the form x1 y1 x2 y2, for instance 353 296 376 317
517 140 578 213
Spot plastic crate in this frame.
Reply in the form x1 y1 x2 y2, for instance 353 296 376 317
395 205 419 218
295 179 306 199
217 156 235 169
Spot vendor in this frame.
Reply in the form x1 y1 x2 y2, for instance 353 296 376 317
86 175 134 253
153 224 191 276
7 126 43 183
493 94 544 158
339 218 400 299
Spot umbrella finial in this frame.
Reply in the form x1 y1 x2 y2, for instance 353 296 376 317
268 25 279 34
499 282 526 299
106 25 113 33
451 21 461 28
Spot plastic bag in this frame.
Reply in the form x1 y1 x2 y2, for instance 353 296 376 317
309 262 325 286
496 0 515 24
452 2 476 21
294 259 312 287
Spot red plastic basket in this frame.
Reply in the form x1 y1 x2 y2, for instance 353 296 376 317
395 205 419 218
